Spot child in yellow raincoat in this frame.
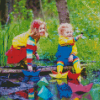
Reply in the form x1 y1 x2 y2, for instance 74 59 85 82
6 20 47 71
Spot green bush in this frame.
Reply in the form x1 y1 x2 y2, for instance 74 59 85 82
0 0 100 70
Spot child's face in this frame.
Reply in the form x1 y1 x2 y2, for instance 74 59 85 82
39 24 46 36
63 28 73 37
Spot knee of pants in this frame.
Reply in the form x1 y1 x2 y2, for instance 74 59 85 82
57 61 64 66
73 55 79 60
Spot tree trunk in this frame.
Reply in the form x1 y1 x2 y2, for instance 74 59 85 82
6 0 15 24
55 0 70 24
48 0 51 3
26 0 41 19
7 0 14 14
0 0 7 25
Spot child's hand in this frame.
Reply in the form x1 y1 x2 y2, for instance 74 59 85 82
35 53 39 60
28 66 33 71
79 34 83 38
68 55 73 62
76 34 83 40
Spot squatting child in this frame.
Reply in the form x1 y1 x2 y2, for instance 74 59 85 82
6 20 47 71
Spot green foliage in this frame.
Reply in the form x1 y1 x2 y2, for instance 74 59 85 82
77 38 100 64
37 18 59 61
0 0 100 70
10 0 33 21
42 0 58 17
67 0 100 38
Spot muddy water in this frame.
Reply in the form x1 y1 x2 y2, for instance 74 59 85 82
0 72 100 100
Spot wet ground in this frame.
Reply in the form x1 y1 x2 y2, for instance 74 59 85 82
0 71 100 100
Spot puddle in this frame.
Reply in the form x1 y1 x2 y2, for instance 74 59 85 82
33 59 56 66
0 71 100 100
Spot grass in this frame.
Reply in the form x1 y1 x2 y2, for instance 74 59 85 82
0 0 100 72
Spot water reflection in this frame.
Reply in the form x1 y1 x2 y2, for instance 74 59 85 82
49 78 93 100
0 74 93 100
70 92 92 100
56 81 72 99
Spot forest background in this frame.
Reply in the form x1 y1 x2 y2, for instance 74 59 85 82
0 0 100 72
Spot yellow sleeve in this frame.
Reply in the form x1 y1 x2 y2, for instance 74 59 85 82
71 44 77 55
12 30 31 49
59 36 75 46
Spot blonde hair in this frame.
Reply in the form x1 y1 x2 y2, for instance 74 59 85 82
30 20 48 37
58 23 73 36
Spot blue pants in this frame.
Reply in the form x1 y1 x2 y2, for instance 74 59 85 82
57 55 78 66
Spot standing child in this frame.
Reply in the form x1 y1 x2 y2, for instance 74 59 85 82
6 20 47 71
56 23 83 79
